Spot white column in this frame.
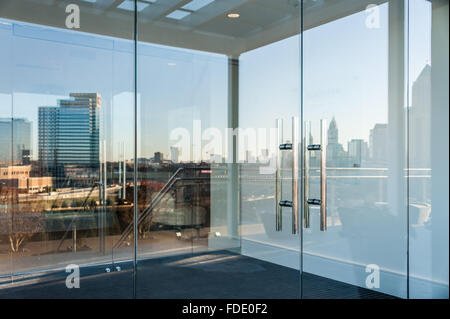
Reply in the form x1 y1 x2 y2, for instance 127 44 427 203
227 57 240 241
430 0 449 298
387 0 406 218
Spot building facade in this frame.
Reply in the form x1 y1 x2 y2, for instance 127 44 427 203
38 93 101 178
0 118 32 165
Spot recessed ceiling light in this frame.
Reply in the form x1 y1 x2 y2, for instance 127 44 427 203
227 13 240 18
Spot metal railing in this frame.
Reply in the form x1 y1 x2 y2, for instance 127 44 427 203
112 166 209 249
55 181 102 253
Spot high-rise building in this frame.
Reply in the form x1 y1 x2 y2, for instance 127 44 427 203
38 106 58 174
369 123 388 163
0 118 32 165
38 93 101 176
347 139 368 167
326 117 348 167
21 149 31 165
154 152 163 163
328 117 339 145
409 64 431 169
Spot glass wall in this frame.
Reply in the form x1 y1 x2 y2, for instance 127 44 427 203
408 0 449 298
0 0 135 298
134 0 303 299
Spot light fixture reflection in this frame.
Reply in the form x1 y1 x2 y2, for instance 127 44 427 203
227 13 240 19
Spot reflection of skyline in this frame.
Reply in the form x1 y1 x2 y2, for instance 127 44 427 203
303 117 384 168
0 13 427 164
0 12 432 168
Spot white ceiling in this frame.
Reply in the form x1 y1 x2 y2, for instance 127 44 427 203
0 0 387 56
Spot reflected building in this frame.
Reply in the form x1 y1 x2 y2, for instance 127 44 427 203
153 152 164 163
409 64 431 205
0 118 32 165
0 165 52 194
38 93 101 180
409 64 431 169
326 117 349 167
347 139 368 168
369 123 388 164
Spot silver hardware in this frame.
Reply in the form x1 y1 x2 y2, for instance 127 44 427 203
292 117 299 234
275 117 300 234
279 200 293 207
276 119 283 231
304 119 327 231
304 121 311 229
279 143 292 150
320 119 327 231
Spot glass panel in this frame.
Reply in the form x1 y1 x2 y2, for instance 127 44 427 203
0 44 13 284
408 0 449 299
239 34 301 280
135 0 302 298
0 0 134 298
302 0 408 298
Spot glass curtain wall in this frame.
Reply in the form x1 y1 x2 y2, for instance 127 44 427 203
0 0 135 298
0 0 448 299
134 0 303 299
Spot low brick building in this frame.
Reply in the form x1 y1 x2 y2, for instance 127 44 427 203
0 165 52 193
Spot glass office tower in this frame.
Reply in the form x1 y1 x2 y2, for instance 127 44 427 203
38 93 100 183
0 0 448 299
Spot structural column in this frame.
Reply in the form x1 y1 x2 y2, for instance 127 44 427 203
227 57 239 241
387 0 406 219
430 0 449 298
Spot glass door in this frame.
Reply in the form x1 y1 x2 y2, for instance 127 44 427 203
134 0 303 299
301 0 408 299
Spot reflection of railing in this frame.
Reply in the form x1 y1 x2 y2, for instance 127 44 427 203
55 181 102 253
113 167 209 249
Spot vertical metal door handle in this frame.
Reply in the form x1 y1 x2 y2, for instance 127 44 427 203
292 117 299 234
276 119 283 231
320 119 327 231
304 119 327 231
303 121 311 228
